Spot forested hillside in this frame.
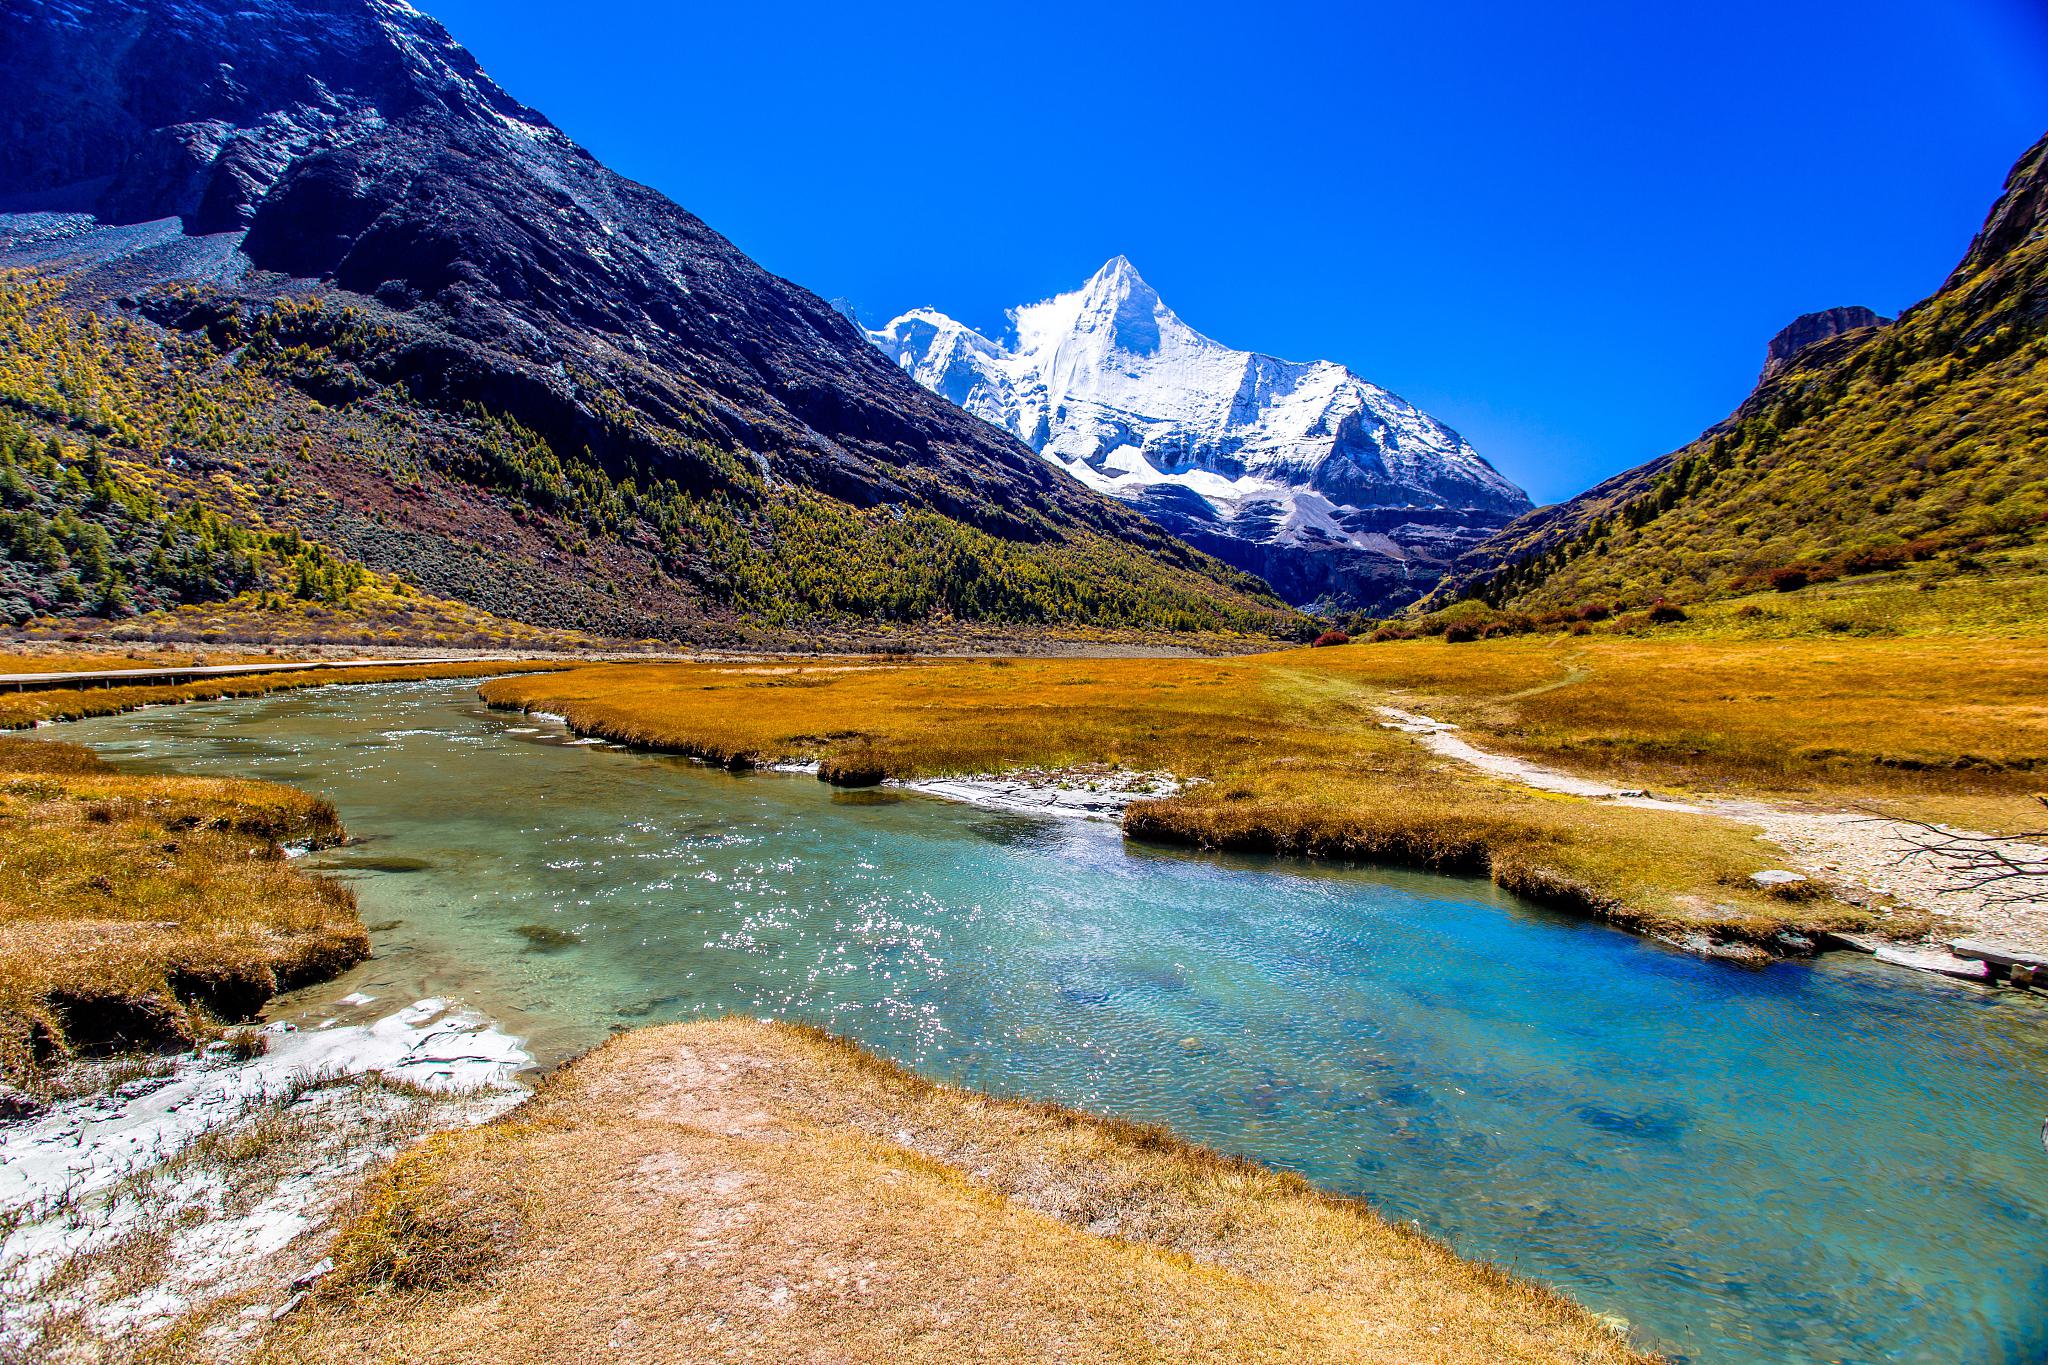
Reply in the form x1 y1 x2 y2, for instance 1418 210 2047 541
0 273 1294 639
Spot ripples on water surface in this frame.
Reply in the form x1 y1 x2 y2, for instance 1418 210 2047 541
52 680 2048 1365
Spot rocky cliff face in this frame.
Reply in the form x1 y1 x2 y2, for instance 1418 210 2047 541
863 258 1531 613
1760 306 1889 380
1949 133 2048 285
0 0 1291 637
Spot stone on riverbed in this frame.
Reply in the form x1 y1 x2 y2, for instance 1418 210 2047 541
1821 932 1995 980
1871 944 1992 981
1658 933 1774 967
1947 939 2048 971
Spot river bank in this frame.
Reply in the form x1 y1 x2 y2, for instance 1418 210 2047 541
1376 707 2048 971
476 656 1921 959
0 658 560 732
0 715 525 1357
0 734 369 1086
13 677 2048 1364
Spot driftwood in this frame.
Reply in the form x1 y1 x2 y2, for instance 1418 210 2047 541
1889 795 2048 907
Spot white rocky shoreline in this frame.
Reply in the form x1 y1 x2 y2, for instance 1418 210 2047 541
0 998 527 1356
777 761 1185 822
900 769 1184 820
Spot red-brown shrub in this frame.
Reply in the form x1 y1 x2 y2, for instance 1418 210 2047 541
1768 567 1812 592
1646 600 1689 623
1841 544 1911 575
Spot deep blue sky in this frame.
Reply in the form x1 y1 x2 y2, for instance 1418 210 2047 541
426 0 2046 504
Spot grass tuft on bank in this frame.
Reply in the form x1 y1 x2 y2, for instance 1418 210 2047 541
263 1017 1649 1364
0 735 366 1085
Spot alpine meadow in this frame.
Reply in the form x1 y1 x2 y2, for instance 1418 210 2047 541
0 3 2044 1363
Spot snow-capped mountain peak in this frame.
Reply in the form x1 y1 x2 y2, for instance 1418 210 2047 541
1022 254 1169 360
864 260 1532 612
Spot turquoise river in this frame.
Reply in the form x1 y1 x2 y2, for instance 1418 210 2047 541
49 679 2048 1364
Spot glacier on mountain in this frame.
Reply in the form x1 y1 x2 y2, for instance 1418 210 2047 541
862 257 1532 612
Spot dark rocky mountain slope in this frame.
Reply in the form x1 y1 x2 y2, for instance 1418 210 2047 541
1426 131 2048 616
0 0 1294 639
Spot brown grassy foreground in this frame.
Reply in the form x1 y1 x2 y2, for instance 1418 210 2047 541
0 735 364 1085
483 642 2015 949
261 1018 1647 1365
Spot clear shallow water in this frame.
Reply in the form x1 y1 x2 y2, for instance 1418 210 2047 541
51 680 2048 1365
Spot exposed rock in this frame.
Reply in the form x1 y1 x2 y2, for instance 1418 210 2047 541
1871 943 1991 981
291 1257 335 1291
1759 306 1890 380
1949 132 2048 284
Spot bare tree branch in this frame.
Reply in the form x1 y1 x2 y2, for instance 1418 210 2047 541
1879 797 2048 907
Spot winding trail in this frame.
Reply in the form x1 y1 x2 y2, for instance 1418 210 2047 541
1376 706 2048 965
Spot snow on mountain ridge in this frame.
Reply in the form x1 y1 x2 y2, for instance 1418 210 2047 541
865 258 1531 611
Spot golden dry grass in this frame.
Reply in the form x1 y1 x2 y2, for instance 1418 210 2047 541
1296 635 2048 824
0 659 559 731
481 644 1976 946
264 1018 1648 1365
0 648 256 673
0 735 366 1085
